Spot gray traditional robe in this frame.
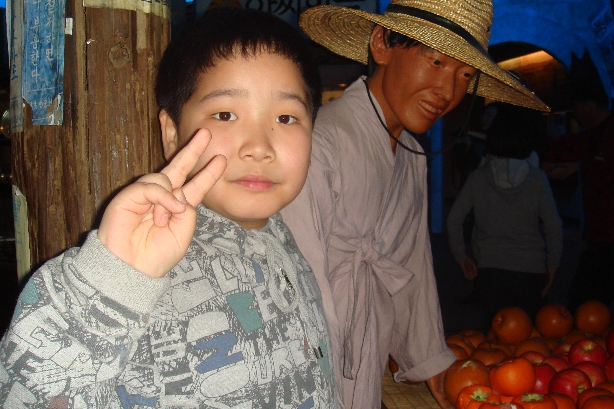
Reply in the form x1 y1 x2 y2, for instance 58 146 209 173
281 78 455 409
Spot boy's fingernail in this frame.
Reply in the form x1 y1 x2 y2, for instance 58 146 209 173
161 213 170 224
175 189 187 204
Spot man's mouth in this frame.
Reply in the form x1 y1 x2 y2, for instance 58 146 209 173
419 100 444 115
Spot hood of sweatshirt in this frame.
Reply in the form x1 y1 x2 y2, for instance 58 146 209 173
488 156 531 189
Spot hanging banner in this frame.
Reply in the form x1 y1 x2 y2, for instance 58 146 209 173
83 0 171 19
8 0 24 132
23 0 66 125
590 0 614 93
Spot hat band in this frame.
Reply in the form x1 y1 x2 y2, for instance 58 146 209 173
384 4 491 61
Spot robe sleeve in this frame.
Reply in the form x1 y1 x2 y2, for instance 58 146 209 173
390 148 456 382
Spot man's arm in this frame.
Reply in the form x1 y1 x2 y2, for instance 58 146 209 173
426 370 454 409
390 152 456 407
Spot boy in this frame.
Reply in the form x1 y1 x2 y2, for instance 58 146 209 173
0 8 336 408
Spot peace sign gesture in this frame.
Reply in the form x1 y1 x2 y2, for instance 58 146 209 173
98 129 226 278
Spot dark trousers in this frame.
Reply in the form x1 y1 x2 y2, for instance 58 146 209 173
567 242 614 313
476 267 547 328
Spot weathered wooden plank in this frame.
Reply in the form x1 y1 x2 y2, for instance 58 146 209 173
12 5 168 270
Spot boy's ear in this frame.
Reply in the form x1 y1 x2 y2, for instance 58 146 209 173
159 110 179 161
369 25 391 66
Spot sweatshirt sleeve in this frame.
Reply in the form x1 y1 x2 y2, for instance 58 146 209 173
0 231 170 407
537 171 563 269
446 175 475 263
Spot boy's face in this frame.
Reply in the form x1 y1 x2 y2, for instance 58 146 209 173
160 52 313 230
370 27 477 136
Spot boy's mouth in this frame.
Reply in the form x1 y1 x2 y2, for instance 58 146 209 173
234 175 274 190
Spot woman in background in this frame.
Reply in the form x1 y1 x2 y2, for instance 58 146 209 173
447 104 563 325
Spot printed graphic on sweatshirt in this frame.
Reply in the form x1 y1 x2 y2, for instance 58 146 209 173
0 208 334 408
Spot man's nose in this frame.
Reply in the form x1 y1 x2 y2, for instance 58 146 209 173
434 72 456 102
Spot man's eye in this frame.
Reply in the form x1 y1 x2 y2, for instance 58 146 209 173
276 115 297 124
212 112 237 121
432 59 442 66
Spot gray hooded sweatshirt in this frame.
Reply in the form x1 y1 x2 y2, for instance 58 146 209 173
447 156 563 274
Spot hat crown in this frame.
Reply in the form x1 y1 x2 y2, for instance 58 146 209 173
387 0 493 49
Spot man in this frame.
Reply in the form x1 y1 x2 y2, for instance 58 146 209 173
543 52 614 314
281 0 549 407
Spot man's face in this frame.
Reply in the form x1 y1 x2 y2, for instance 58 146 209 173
160 52 313 230
372 38 477 136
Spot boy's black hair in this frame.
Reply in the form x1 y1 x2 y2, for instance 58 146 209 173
486 103 539 160
155 7 322 124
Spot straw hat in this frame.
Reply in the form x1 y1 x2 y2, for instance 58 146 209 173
300 0 550 112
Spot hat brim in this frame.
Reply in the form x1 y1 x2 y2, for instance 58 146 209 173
300 6 550 112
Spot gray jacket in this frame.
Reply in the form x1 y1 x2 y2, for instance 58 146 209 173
447 157 563 273
0 206 335 408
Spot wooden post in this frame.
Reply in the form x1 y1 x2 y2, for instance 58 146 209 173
10 2 169 273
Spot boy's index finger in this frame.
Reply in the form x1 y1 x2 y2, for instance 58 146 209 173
161 129 212 189
182 154 227 207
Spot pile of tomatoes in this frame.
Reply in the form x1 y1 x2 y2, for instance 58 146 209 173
441 300 614 409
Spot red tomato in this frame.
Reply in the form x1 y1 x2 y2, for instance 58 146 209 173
479 402 525 409
582 394 614 409
472 348 508 366
444 359 491 405
535 304 574 339
576 387 614 409
491 307 533 345
489 357 536 397
456 384 500 409
547 393 575 409
511 393 557 409
575 300 612 336
461 330 488 349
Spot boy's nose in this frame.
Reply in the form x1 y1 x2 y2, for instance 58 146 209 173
239 127 275 161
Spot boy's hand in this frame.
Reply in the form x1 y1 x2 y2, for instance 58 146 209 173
98 129 226 278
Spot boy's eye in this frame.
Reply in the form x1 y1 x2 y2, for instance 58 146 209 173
212 112 237 121
276 115 297 125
